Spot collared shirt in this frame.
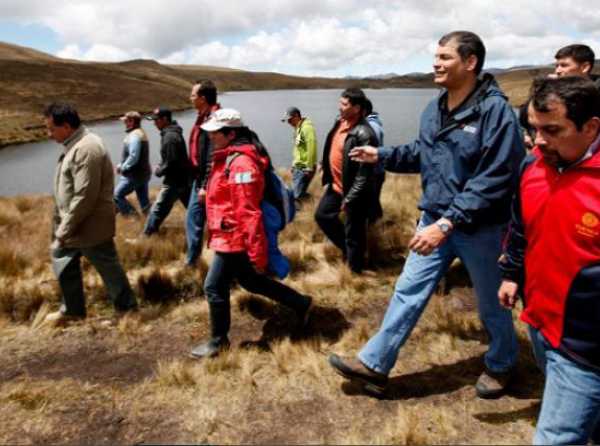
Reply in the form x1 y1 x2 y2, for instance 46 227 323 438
329 117 358 194
558 132 600 173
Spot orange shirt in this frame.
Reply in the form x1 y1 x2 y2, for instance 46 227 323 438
329 118 357 194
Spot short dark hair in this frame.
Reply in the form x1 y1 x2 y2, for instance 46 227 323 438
438 30 486 75
341 87 367 110
194 80 218 105
44 102 81 129
364 98 373 116
555 44 595 70
529 76 600 130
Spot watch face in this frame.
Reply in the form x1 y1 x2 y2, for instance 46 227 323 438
437 222 450 233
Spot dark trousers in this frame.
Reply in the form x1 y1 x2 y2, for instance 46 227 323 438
204 252 310 343
51 239 137 317
315 186 367 273
143 183 191 235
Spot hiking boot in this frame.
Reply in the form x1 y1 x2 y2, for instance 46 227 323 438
43 310 85 326
189 338 230 359
475 368 513 399
329 354 388 396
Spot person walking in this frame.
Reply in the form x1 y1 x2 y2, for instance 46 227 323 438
499 76 600 445
185 80 221 266
143 107 192 236
113 111 151 216
189 109 312 359
282 106 317 202
328 31 524 399
43 103 137 324
314 87 380 274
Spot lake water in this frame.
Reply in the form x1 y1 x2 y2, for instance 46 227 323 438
0 89 437 196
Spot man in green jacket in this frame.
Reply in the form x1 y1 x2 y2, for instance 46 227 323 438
43 103 137 324
282 106 317 202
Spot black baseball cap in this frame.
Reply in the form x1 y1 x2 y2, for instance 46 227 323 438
281 106 301 122
146 107 172 121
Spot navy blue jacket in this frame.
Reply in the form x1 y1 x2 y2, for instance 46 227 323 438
379 74 525 231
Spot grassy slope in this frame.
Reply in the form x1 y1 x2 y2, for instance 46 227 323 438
0 174 541 444
0 42 433 147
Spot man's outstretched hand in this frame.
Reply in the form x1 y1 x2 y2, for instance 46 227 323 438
349 146 378 163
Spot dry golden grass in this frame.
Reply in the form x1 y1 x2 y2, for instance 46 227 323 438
0 175 541 444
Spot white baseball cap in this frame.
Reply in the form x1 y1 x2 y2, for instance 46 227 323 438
201 108 244 131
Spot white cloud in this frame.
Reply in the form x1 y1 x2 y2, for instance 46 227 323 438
2 0 600 75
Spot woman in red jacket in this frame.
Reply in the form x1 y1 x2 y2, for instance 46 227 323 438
190 109 312 359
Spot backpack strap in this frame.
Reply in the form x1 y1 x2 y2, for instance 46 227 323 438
224 152 243 178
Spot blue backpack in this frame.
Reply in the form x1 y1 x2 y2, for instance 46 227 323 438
225 132 295 278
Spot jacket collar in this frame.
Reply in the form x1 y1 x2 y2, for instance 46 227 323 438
63 126 87 152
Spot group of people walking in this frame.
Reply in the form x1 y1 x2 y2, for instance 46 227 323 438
41 30 600 444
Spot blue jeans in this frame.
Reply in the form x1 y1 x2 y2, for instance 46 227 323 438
143 183 191 235
185 179 206 265
291 166 314 200
51 239 137 316
358 211 518 375
529 326 600 445
114 175 150 215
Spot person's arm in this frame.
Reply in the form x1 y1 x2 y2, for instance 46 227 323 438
55 146 104 243
442 102 525 230
155 134 179 178
119 133 142 174
349 139 421 173
304 124 318 170
497 156 534 308
343 128 378 207
229 156 268 271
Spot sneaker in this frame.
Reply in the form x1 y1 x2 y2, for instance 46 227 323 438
43 310 85 326
328 353 388 396
189 338 230 359
475 369 513 399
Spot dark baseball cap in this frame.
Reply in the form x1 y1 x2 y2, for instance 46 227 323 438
145 107 172 121
281 106 301 122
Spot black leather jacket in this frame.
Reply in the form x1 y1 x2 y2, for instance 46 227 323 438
321 117 382 220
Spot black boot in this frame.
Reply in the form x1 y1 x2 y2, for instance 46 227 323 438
190 302 230 359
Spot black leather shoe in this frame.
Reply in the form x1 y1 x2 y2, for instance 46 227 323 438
189 338 230 359
329 353 388 396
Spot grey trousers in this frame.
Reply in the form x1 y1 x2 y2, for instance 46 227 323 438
51 239 137 317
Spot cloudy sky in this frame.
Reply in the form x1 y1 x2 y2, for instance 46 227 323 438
1 1 599 77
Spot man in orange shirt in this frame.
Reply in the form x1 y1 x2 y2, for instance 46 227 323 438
315 88 380 273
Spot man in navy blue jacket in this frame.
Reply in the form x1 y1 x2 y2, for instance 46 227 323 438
329 31 525 399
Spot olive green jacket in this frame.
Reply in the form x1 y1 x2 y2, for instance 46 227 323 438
52 126 116 248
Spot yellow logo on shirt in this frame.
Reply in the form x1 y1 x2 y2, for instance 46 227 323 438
576 212 600 238
582 212 599 228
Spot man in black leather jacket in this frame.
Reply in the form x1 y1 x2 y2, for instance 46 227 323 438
315 87 380 273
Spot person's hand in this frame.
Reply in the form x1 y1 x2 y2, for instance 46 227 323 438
349 146 378 163
408 222 450 256
197 188 206 204
498 280 519 309
115 165 121 175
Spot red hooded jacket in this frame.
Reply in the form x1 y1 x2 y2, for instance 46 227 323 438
205 143 269 269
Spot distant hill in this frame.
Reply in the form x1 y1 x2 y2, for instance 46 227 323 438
0 41 436 147
1 41 598 148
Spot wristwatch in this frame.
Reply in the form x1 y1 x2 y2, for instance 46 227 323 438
435 219 452 235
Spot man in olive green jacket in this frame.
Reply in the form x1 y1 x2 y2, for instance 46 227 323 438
44 103 137 324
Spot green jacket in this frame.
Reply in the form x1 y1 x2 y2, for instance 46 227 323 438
292 118 317 169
